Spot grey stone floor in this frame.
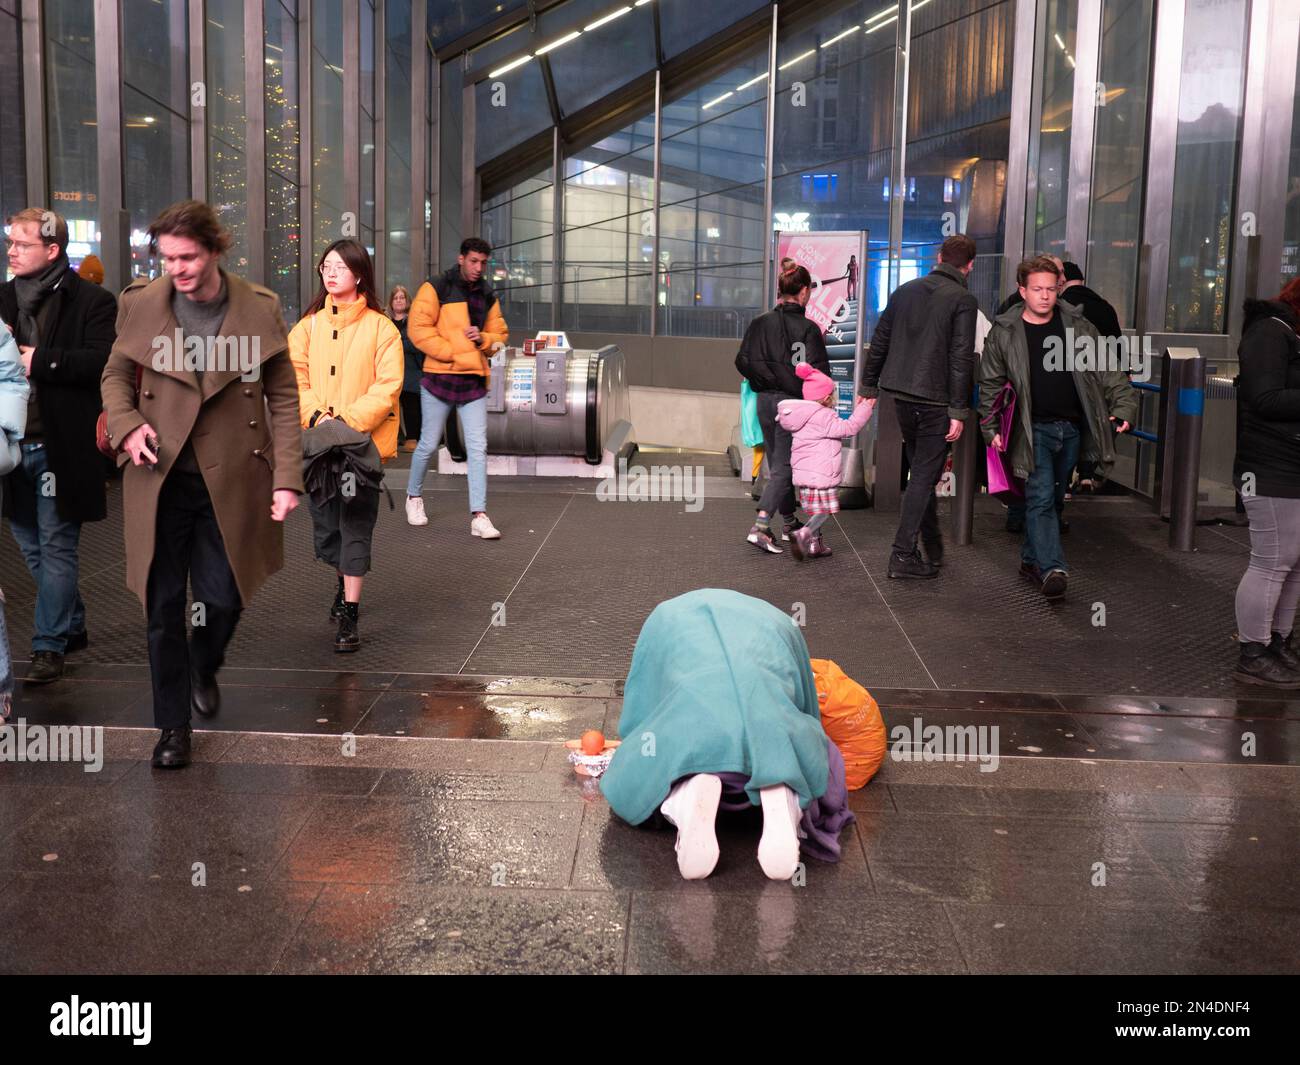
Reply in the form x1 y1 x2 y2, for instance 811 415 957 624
1 728 1296 975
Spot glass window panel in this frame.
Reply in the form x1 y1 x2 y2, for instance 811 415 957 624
1163 0 1249 333
660 50 768 337
386 0 414 295
543 0 656 118
207 0 249 270
1086 0 1153 327
562 113 655 334
313 0 345 261
658 0 768 59
266 0 300 320
481 165 554 331
124 86 189 280
474 60 551 166
774 1 895 335
903 0 1014 316
0 6 26 224
429 0 527 49
122 0 189 115
1027 0 1077 259
44 0 99 270
1279 26 1300 289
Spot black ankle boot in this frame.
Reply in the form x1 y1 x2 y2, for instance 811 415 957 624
330 577 345 621
1233 641 1300 688
335 602 360 653
1270 632 1300 670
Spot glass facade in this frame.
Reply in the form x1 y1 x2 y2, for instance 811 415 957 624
660 53 769 337
122 0 190 280
266 0 301 320
385 0 413 296
482 168 555 332
206 0 249 272
2 0 1295 346
1163 0 1249 334
1086 0 1154 327
904 0 1014 317
562 116 655 334
1026 0 1077 261
0 0 25 225
773 1 896 335
44 0 99 267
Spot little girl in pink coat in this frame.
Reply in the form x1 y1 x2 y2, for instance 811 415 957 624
776 363 871 560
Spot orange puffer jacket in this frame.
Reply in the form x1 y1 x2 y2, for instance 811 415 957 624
288 295 404 460
407 267 509 377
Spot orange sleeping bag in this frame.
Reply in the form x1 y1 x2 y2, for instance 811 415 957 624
811 658 886 789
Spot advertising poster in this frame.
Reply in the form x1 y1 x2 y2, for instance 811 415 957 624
775 231 865 420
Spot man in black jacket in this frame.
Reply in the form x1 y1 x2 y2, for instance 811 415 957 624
1 208 116 683
735 264 830 553
860 233 978 578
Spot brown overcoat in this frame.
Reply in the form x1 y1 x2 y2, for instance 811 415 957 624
100 272 305 609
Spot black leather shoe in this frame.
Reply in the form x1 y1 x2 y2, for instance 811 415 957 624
191 672 220 718
25 651 65 684
335 605 360 653
151 727 192 769
1019 561 1043 585
65 631 89 653
887 551 938 579
921 537 944 567
329 578 345 621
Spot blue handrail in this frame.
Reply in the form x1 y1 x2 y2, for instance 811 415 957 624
1129 429 1158 443
1132 381 1161 393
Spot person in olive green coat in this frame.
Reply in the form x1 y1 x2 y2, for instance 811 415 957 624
977 256 1137 600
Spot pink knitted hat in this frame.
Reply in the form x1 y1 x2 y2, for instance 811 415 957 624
796 361 835 402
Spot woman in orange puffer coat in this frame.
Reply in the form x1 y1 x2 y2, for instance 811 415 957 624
288 239 403 652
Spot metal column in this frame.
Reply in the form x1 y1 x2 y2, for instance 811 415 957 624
93 0 126 289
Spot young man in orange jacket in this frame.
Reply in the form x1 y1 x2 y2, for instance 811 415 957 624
404 237 508 539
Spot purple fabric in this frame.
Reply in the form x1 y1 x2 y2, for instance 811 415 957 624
422 371 487 405
712 739 856 863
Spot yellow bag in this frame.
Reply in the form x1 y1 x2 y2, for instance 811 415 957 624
811 658 886 789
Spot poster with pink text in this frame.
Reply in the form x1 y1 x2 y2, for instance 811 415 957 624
774 230 863 336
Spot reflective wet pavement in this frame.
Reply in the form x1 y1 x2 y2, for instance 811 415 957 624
2 467 1298 972
2 729 1296 974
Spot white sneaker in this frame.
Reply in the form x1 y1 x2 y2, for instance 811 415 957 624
405 495 428 526
470 513 501 539
659 774 722 880
757 785 803 881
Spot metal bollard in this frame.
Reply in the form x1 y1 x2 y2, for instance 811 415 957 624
1165 349 1206 551
951 408 979 545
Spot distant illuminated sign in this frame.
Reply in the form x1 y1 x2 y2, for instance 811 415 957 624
774 211 810 233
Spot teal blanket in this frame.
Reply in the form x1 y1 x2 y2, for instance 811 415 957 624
600 589 830 825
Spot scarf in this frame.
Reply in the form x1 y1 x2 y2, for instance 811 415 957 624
12 254 70 347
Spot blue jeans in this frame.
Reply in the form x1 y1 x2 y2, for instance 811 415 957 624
1022 421 1079 574
406 388 488 514
7 443 86 653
